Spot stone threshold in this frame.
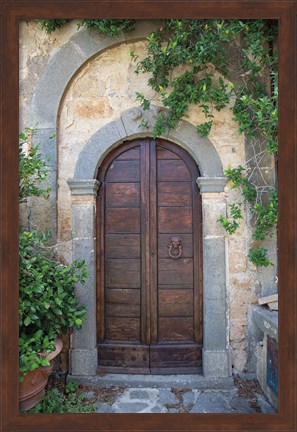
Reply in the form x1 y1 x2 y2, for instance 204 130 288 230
66 373 235 390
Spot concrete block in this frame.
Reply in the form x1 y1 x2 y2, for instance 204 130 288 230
72 204 96 238
70 348 97 375
203 349 232 378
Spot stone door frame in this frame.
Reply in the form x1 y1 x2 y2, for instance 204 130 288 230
29 21 231 378
67 106 231 378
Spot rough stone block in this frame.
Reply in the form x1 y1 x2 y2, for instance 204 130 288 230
31 42 87 127
158 389 179 405
115 402 150 413
230 396 255 413
71 28 125 60
190 392 232 413
203 349 232 378
204 300 227 351
202 201 226 236
72 204 96 238
33 128 57 170
75 122 123 179
203 238 226 301
182 391 196 406
168 121 224 177
29 170 57 241
94 402 114 413
70 348 98 376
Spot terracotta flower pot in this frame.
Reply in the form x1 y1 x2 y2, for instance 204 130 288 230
19 338 63 411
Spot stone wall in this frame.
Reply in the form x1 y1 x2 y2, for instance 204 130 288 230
19 19 277 373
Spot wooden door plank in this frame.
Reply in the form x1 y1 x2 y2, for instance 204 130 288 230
149 140 158 344
140 140 150 344
158 317 194 341
157 147 180 160
106 208 140 233
106 259 141 288
158 258 193 285
157 160 191 181
150 344 201 361
158 207 192 233
158 289 193 317
116 147 140 160
157 182 192 207
106 288 141 304
106 183 140 207
105 317 140 341
194 181 203 343
97 189 105 341
106 234 140 259
106 160 140 182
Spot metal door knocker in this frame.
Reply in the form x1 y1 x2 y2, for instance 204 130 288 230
168 236 183 259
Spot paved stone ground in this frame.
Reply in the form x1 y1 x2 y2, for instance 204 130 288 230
83 386 276 414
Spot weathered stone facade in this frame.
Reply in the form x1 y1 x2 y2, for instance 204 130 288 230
19 20 277 376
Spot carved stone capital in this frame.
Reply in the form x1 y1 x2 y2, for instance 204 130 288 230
67 179 101 195
196 177 227 193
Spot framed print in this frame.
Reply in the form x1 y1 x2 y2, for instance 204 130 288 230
1 1 296 431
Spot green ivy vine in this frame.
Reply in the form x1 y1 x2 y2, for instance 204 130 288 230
38 18 278 267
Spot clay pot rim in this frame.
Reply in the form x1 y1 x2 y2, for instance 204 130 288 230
37 337 63 361
47 337 63 361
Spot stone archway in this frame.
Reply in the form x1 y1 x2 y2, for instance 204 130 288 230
67 106 231 379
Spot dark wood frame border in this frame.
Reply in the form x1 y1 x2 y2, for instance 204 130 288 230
1 1 296 431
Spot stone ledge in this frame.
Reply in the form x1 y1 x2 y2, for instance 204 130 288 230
66 373 235 390
250 305 278 341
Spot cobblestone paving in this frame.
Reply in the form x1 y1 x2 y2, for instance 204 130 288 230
91 386 276 414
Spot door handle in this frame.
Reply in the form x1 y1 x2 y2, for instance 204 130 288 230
167 236 182 259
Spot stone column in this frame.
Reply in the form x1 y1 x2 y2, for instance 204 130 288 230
67 179 100 376
196 177 232 378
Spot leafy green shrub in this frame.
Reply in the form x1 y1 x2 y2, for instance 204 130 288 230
19 131 87 380
27 382 94 413
19 129 50 204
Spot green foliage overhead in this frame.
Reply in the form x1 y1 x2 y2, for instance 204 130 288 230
37 18 278 266
39 19 71 34
77 19 136 36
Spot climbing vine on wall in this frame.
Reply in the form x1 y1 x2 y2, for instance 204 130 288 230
38 18 278 267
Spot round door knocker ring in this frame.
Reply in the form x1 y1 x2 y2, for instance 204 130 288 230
167 236 183 260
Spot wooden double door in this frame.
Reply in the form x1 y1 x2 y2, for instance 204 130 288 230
97 138 203 374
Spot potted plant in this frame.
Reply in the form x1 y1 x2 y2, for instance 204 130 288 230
19 130 87 410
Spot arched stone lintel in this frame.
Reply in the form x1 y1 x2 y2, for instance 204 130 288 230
30 20 161 128
74 105 225 180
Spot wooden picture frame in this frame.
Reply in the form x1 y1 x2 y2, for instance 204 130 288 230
1 1 296 430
